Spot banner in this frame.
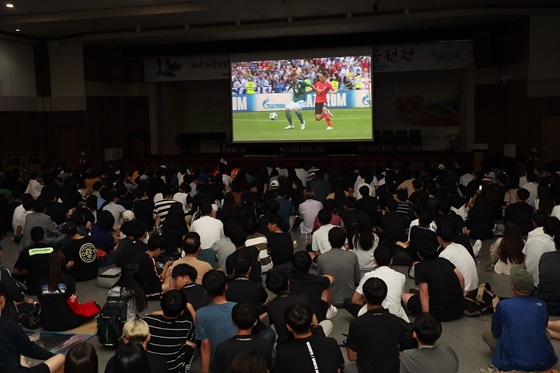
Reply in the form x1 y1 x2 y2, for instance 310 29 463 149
232 90 372 112
144 55 229 82
373 41 473 72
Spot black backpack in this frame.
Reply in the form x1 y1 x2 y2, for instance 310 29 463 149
96 295 130 348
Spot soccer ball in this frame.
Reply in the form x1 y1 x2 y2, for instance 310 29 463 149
269 112 278 120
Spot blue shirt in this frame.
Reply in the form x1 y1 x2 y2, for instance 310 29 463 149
195 302 237 357
491 296 558 371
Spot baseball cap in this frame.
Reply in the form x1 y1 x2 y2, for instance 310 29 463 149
139 175 149 181
270 180 280 188
62 222 78 236
510 265 534 293
122 210 135 222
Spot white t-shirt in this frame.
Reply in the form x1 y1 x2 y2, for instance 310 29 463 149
356 266 409 322
190 215 225 250
351 233 379 271
439 242 479 292
523 232 555 286
312 224 336 254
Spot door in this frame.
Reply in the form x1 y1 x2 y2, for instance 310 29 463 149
542 116 560 163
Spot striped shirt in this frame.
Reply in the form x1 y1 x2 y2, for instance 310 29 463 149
153 199 182 223
145 314 196 373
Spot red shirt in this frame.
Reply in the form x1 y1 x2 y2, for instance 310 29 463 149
315 81 334 103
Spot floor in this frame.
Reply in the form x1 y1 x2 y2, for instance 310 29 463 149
3 233 560 373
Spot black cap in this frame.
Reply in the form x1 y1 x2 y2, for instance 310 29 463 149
62 222 78 236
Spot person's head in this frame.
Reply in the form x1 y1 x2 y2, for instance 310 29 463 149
62 222 79 237
171 263 198 289
413 313 442 346
122 318 151 345
266 270 289 295
97 210 115 231
33 197 47 213
359 185 369 197
200 201 213 216
396 189 408 202
436 223 454 244
544 217 560 237
385 199 397 212
292 251 312 273
436 199 451 215
47 250 67 290
161 184 173 198
267 214 285 232
290 72 298 82
114 341 151 373
231 350 268 373
418 239 438 260
532 211 546 228
516 188 530 202
510 265 534 295
373 245 393 267
64 343 98 373
160 290 187 318
182 231 201 254
147 235 166 255
233 252 252 277
30 226 45 243
130 221 149 240
265 199 280 214
285 303 313 336
303 188 315 200
418 210 433 227
362 277 388 306
230 227 248 247
328 226 346 249
202 270 227 298
232 302 259 331
317 209 332 225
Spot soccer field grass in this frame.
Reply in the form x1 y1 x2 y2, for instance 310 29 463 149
233 108 373 142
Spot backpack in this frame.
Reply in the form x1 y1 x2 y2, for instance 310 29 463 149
96 294 130 348
463 283 499 317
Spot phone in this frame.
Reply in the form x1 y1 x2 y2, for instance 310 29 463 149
478 185 482 190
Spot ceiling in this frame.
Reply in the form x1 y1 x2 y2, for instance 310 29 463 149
1 0 559 46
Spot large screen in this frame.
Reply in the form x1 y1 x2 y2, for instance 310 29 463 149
231 48 373 143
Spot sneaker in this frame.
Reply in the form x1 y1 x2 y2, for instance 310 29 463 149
326 126 333 130
326 305 338 319
284 125 294 130
301 121 306 130
473 239 482 257
327 108 334 118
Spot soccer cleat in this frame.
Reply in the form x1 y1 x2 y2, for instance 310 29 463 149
284 125 294 130
326 126 333 130
327 108 334 118
301 121 306 130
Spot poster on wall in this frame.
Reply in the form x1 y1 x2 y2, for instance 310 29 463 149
144 54 229 82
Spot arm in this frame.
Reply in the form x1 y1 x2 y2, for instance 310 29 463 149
353 255 361 285
200 339 211 373
454 268 465 293
347 348 358 361
418 282 430 313
351 291 365 306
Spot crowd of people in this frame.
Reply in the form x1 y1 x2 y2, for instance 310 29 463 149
231 56 371 94
0 157 560 372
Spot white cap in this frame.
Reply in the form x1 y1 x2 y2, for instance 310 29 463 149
122 210 135 222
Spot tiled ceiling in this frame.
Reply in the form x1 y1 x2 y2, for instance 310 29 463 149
0 0 559 45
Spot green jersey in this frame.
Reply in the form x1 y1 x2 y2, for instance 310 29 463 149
288 79 311 102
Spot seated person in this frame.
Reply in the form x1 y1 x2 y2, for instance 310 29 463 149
212 302 274 373
402 240 464 321
274 303 344 373
107 263 147 320
534 234 560 315
145 290 197 373
345 277 408 373
225 253 268 311
62 222 99 282
400 313 459 373
104 318 168 373
0 284 66 373
132 235 172 299
171 263 211 311
266 214 295 267
166 231 212 286
0 245 35 321
12 226 54 295
225 228 262 284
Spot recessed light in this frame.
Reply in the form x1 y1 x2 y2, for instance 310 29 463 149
15 28 20 32
6 3 14 8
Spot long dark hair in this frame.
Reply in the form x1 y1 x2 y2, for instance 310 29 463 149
116 263 147 313
352 214 376 251
498 222 525 265
47 251 67 290
163 202 187 229
114 341 151 373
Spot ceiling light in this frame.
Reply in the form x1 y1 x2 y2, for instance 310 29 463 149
15 28 20 32
347 12 352 18
6 3 14 8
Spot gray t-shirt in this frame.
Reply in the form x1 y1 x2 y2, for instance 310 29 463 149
400 344 459 373
316 248 361 305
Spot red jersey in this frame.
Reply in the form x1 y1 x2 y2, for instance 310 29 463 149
315 81 334 103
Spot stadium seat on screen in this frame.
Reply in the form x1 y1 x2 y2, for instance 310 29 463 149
381 130 395 151
395 130 408 151
409 130 422 150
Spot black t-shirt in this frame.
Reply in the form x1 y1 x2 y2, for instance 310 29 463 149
63 236 98 281
346 308 405 373
74 206 95 227
226 246 262 284
105 351 168 373
212 334 273 373
274 334 344 373
133 198 155 227
266 232 294 266
415 257 464 321
355 196 379 226
14 243 54 295
38 274 85 331
226 277 268 311
408 225 437 262
266 293 311 345
46 201 67 226
180 283 211 311
288 271 330 321
116 240 148 269
133 252 163 298
538 251 560 296
380 212 408 247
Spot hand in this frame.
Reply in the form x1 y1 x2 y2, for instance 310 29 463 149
67 260 75 269
164 261 173 268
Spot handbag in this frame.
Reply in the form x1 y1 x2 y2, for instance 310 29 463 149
464 283 499 317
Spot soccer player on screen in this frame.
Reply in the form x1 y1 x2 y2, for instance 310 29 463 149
314 72 337 130
284 72 315 130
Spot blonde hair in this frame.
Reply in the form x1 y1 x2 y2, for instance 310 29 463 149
121 318 149 341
